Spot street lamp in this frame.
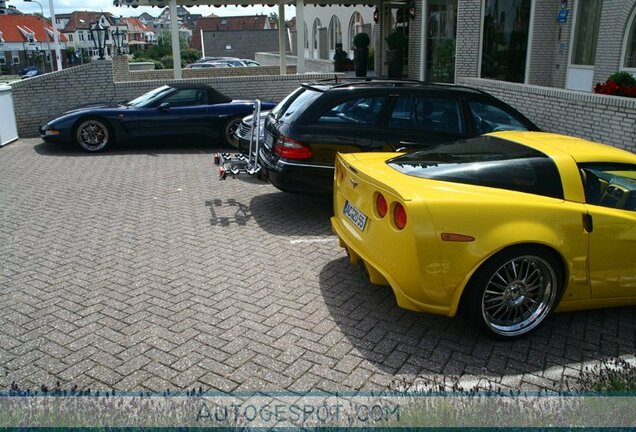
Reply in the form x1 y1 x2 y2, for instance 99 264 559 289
23 0 52 71
90 22 107 60
111 23 127 56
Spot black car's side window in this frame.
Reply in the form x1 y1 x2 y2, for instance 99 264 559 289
317 97 387 125
162 89 203 107
388 96 463 134
469 101 528 134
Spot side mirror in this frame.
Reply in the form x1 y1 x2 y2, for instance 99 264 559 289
159 102 170 111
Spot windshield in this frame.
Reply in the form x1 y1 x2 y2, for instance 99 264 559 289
388 136 564 199
127 86 175 107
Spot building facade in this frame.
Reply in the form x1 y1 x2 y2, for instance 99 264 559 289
0 14 67 73
61 11 128 61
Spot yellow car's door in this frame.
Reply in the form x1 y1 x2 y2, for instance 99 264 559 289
587 205 636 299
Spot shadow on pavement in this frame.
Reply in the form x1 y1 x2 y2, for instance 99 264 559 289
319 256 636 382
33 137 226 157
250 192 333 237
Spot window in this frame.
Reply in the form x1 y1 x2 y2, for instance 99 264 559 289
579 163 636 211
162 89 203 107
313 18 322 50
571 0 602 65
12 51 19 65
328 16 342 51
349 12 364 51
426 0 457 83
68 34 73 42
389 96 463 133
317 96 387 125
468 101 528 134
388 136 564 199
481 0 532 83
623 7 636 70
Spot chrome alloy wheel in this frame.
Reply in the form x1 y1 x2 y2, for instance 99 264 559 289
481 255 558 337
223 117 242 146
76 119 110 151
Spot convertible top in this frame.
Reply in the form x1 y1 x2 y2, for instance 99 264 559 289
169 82 231 104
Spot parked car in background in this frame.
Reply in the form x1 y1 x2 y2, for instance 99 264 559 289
233 110 270 154
332 131 636 338
39 83 276 152
185 62 230 69
19 67 42 79
241 59 261 67
258 79 539 194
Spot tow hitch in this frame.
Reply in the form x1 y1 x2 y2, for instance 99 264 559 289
214 100 263 180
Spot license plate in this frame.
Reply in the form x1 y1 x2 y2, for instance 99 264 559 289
264 131 274 149
343 201 367 231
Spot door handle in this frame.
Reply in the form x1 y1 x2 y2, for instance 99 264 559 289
582 213 593 233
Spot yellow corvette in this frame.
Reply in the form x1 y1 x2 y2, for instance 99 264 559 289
331 132 636 338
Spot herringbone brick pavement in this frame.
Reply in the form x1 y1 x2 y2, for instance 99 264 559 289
1 139 635 393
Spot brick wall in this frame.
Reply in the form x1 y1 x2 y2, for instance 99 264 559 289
113 56 297 81
527 0 559 87
10 58 338 138
455 0 482 80
9 61 115 139
458 77 636 153
593 0 636 84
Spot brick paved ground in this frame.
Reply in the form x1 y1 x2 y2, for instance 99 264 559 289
1 138 635 394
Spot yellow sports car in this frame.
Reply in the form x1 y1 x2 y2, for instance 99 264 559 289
331 131 636 338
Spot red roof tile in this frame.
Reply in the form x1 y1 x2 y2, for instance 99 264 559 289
62 11 115 32
0 14 66 43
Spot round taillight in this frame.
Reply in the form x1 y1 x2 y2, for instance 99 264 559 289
376 193 388 218
393 203 407 230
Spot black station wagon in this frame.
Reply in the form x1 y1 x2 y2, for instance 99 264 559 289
258 79 539 194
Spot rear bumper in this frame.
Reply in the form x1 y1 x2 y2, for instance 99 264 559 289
258 148 334 195
331 213 452 318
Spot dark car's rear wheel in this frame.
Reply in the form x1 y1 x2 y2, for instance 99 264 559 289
464 246 562 339
75 117 113 152
222 116 242 147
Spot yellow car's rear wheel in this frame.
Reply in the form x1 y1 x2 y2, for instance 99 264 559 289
466 246 562 339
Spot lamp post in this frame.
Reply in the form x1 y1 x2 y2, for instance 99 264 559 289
111 19 127 56
90 22 107 60
23 0 52 72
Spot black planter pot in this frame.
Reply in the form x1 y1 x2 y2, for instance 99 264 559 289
387 49 403 79
354 48 369 77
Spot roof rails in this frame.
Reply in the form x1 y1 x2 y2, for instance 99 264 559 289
301 77 489 94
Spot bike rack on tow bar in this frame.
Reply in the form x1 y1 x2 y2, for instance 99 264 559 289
214 100 263 180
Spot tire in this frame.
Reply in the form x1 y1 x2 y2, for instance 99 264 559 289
222 116 242 147
464 246 562 339
74 117 113 152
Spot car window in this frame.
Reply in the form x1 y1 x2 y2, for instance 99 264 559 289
387 135 564 199
388 96 463 134
469 101 528 134
162 89 203 107
579 163 636 211
128 85 174 107
317 96 387 125
278 88 322 122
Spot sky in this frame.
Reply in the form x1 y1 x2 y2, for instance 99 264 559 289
8 0 294 19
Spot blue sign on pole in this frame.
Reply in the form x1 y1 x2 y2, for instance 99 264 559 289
558 9 569 23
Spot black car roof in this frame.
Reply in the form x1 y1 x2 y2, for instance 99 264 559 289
301 78 489 96
168 82 231 104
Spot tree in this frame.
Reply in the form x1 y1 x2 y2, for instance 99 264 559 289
268 12 278 28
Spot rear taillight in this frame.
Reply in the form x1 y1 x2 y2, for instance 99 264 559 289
273 136 312 160
393 203 407 230
376 193 388 218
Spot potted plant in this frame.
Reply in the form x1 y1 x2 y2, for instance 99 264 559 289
385 30 408 79
353 32 370 77
333 43 348 72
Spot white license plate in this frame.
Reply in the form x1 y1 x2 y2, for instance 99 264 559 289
264 131 274 149
343 201 367 231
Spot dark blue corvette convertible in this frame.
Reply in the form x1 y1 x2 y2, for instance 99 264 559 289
39 83 276 152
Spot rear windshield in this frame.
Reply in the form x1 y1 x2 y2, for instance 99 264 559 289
270 87 321 122
387 136 564 199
